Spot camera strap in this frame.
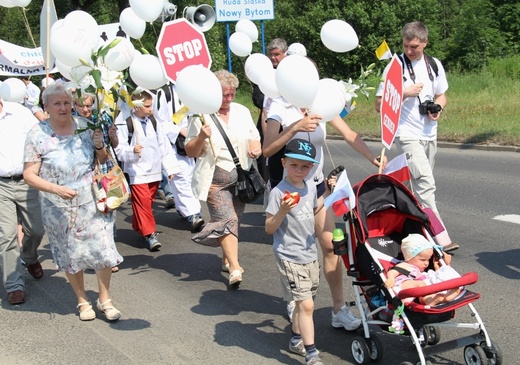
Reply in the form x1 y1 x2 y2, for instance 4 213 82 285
401 54 434 83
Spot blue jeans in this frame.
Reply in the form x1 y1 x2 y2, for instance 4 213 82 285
159 169 173 198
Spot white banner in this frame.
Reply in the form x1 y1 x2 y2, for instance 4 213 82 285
0 39 58 77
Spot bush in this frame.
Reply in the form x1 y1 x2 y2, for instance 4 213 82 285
486 56 520 80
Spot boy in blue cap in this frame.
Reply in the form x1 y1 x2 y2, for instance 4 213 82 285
265 138 325 365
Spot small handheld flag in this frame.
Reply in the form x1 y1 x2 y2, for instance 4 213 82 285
375 40 392 60
324 170 356 216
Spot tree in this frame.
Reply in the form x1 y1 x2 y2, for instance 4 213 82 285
445 0 508 69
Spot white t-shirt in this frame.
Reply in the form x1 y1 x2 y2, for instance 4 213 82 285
376 54 448 140
267 96 325 184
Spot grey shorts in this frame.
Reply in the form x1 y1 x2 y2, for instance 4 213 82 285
276 257 320 302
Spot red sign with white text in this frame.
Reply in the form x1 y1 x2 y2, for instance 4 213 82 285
380 55 403 150
156 19 212 84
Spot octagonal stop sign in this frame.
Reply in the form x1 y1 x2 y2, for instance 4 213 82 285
380 54 403 150
156 18 212 84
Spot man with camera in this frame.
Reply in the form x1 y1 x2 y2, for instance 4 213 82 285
375 21 448 221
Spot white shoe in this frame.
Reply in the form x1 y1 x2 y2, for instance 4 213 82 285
331 305 361 331
287 300 296 323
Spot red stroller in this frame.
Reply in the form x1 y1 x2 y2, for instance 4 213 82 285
336 174 502 365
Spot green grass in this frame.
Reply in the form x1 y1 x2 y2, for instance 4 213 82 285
236 56 520 147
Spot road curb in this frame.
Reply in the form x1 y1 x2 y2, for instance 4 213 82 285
327 136 520 153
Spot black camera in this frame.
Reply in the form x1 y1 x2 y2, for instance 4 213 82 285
419 100 442 115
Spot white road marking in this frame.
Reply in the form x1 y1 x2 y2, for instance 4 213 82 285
493 214 520 225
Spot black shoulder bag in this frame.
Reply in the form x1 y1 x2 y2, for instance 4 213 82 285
210 114 266 203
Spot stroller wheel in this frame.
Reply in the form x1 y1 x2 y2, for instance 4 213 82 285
366 335 384 362
480 341 503 365
425 326 441 345
464 345 487 365
350 336 370 365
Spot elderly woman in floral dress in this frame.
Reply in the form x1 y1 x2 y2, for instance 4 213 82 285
23 82 122 321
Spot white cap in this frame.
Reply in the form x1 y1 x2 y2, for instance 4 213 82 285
287 42 307 56
41 77 55 88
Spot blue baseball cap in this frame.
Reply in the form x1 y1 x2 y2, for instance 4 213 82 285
284 139 319 163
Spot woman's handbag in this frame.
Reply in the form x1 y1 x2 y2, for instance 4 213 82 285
93 152 130 213
211 114 266 203
235 163 266 203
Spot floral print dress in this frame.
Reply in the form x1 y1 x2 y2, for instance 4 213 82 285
24 117 122 273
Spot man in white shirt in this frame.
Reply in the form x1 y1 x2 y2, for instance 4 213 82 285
375 21 448 219
0 99 45 305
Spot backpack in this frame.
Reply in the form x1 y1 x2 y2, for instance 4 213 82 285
156 83 188 156
126 115 157 144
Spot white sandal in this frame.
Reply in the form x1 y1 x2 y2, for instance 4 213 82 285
77 301 96 321
96 299 121 321
229 269 243 286
222 263 245 273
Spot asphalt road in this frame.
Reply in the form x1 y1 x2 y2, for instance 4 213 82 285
1 140 518 365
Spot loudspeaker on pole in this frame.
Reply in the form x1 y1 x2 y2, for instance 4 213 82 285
184 4 216 32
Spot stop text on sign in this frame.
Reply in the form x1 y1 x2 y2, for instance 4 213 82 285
384 79 401 113
163 40 203 65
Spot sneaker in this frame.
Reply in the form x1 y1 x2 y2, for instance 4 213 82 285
287 300 296 323
188 213 205 233
165 196 175 210
146 232 161 252
305 355 323 365
331 305 361 331
289 339 306 356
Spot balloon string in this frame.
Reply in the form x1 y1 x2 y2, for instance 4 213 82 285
324 136 374 175
323 138 336 171
20 8 37 48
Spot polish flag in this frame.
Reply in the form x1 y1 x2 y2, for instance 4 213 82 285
324 170 356 216
383 153 411 185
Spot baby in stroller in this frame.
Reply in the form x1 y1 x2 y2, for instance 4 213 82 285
384 233 462 306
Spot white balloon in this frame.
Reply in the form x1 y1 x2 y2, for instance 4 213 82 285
120 7 146 39
12 0 31 7
0 0 16 8
63 10 98 33
55 59 72 80
0 78 27 102
51 27 98 67
104 37 135 71
309 78 347 122
320 19 359 53
129 0 164 22
235 19 258 42
129 54 167 89
258 68 279 99
229 32 252 57
51 13 99 67
50 19 65 36
176 65 222 114
244 53 273 84
275 55 319 108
